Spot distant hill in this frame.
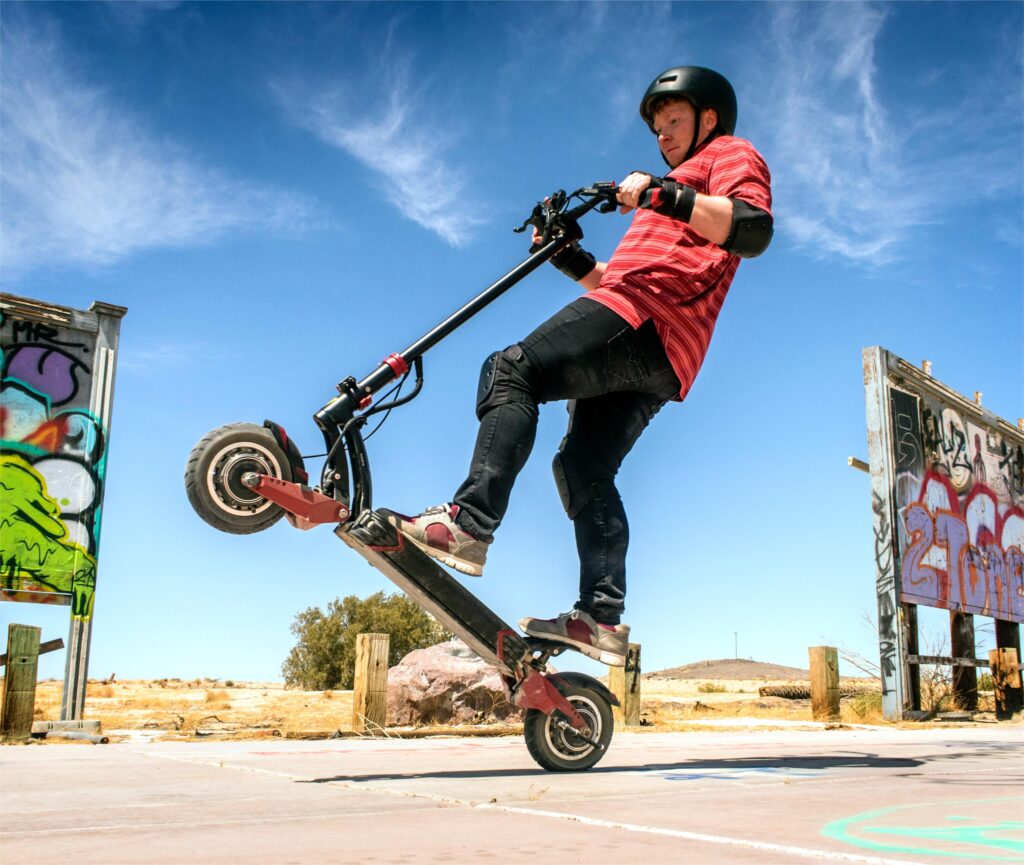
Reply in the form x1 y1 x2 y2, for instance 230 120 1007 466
646 658 811 680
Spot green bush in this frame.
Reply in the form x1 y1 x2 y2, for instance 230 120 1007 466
978 672 994 692
282 592 451 690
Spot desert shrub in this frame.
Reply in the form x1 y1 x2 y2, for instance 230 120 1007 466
204 689 229 703
224 680 235 688
698 682 727 693
977 672 993 692
849 690 883 720
282 592 451 690
87 684 114 698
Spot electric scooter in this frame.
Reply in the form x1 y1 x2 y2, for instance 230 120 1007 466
185 183 625 771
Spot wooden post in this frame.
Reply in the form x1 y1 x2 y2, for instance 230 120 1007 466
1 625 42 742
809 646 840 722
988 648 1023 720
352 633 389 734
994 619 1020 657
904 604 921 711
950 611 977 710
608 643 641 726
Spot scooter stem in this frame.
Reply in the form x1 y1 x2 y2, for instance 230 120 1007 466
314 231 573 430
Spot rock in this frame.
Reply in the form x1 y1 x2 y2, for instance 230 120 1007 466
386 640 522 725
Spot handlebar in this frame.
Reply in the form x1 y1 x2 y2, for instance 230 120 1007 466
514 182 621 252
514 180 660 250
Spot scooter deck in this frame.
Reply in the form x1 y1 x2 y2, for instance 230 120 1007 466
336 509 542 674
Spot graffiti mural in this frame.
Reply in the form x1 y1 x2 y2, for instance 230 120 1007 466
0 312 107 618
892 390 1024 623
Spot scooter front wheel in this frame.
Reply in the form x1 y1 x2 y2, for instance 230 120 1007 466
185 423 293 534
524 680 613 771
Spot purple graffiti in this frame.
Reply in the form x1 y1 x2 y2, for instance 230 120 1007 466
5 346 85 406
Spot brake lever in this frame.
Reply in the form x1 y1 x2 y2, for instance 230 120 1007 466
515 189 570 250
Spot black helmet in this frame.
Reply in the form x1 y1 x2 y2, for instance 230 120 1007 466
640 66 737 147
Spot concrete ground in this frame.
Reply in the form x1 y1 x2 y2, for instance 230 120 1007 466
2 725 1021 865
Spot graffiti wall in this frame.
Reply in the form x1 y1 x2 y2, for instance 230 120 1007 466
892 388 1024 622
0 306 113 619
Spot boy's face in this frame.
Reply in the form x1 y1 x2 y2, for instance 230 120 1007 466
652 99 716 168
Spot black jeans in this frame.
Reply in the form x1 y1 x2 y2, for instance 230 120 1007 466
453 296 680 624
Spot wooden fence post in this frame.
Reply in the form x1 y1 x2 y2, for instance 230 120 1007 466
2 624 42 742
352 633 389 734
950 611 978 710
608 643 641 726
988 648 1022 720
808 646 840 722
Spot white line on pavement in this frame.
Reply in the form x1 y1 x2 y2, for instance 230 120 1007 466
130 750 930 865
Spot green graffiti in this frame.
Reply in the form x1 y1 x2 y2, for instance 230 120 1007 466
823 797 1024 860
0 453 97 619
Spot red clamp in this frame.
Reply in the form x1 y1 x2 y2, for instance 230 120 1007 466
383 353 410 378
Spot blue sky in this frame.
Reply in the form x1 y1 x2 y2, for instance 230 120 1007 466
2 1 1021 684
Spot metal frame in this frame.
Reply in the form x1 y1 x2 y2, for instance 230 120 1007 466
0 294 127 721
862 346 1022 720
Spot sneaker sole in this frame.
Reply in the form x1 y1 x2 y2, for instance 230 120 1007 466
520 628 625 666
405 535 483 577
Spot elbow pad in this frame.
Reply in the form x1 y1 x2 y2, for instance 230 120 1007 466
722 199 773 258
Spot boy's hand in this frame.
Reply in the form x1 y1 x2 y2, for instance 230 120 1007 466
616 172 655 213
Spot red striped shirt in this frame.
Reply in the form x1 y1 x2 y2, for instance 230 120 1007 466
587 135 772 399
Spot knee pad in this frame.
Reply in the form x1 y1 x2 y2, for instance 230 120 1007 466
475 344 535 420
552 447 618 520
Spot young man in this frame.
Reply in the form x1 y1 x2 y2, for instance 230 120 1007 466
382 67 773 667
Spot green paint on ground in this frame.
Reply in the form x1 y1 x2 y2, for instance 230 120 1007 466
823 797 1024 861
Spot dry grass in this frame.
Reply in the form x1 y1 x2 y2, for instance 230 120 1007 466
637 676 886 727
697 681 728 694
20 673 898 740
29 680 356 738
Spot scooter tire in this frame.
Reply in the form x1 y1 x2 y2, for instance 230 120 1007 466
184 422 292 535
523 681 613 772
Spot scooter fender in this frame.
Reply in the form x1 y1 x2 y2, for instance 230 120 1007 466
263 419 308 484
547 671 620 707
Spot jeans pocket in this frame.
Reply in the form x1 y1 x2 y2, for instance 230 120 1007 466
606 328 649 385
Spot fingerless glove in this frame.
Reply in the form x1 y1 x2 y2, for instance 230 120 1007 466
550 243 596 281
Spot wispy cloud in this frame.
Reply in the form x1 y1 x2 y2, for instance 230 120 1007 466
116 339 233 376
276 49 482 247
759 2 1022 265
0 16 320 279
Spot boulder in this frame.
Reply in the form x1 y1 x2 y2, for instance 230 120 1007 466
387 639 522 725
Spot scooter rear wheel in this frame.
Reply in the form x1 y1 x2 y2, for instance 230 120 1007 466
185 423 293 534
524 681 613 771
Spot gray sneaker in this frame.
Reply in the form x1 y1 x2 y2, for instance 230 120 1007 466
519 609 629 666
379 503 487 576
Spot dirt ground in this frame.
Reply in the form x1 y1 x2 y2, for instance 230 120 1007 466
21 658 903 741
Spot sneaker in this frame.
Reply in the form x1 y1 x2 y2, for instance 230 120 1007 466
379 503 487 576
519 609 629 666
